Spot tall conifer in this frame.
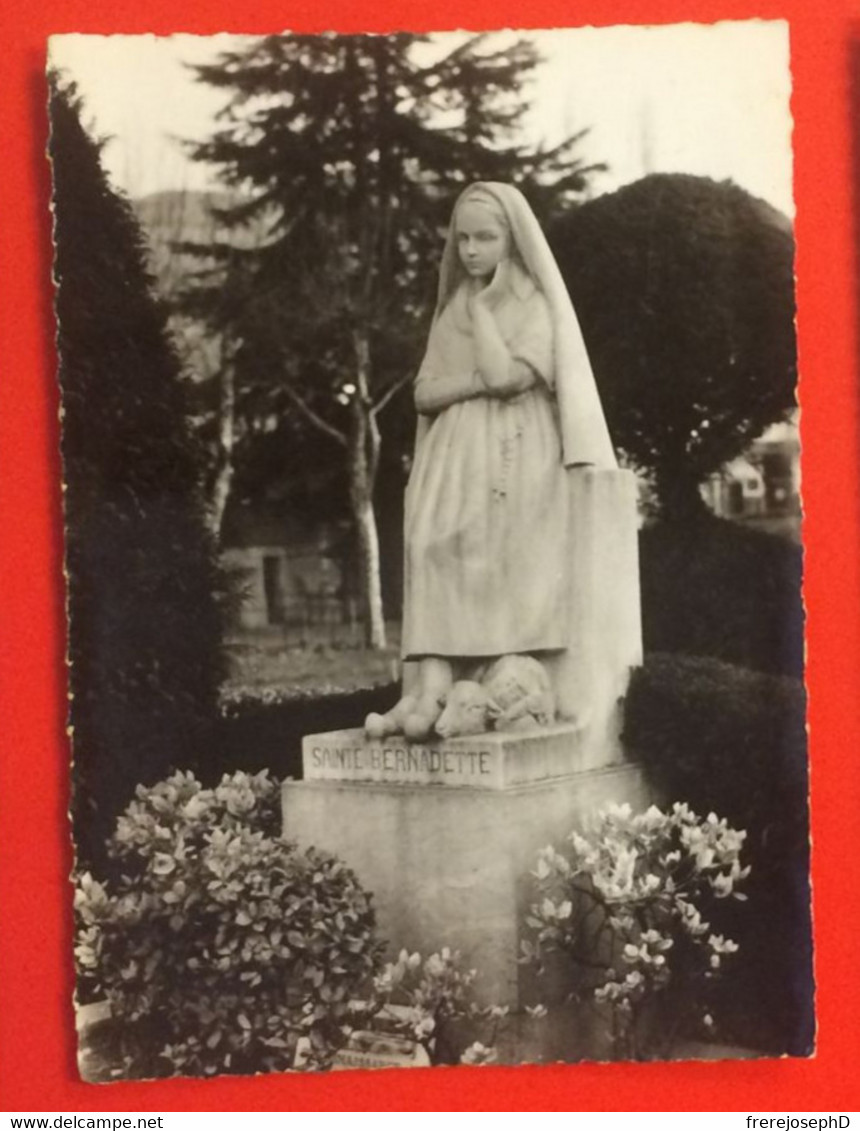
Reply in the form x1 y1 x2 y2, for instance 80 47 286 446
49 80 226 869
183 33 599 646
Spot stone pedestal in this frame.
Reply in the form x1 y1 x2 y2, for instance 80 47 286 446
281 466 647 1015
282 726 653 1007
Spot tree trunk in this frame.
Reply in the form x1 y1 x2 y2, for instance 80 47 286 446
654 467 709 524
350 328 387 649
208 337 236 540
354 493 386 649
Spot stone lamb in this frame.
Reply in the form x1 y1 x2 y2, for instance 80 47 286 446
482 654 556 732
434 681 492 739
434 655 556 739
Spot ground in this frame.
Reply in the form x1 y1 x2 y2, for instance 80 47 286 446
224 624 402 697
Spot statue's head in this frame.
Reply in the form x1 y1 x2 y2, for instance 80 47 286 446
434 182 545 313
454 188 512 282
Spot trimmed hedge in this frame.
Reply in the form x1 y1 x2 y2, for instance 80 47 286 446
550 175 797 524
215 683 399 784
639 516 804 679
624 653 812 1055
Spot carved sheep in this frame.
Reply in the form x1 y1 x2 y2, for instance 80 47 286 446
434 681 492 739
482 654 556 732
434 655 556 739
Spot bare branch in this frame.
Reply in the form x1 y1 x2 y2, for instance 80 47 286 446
371 372 413 417
281 381 348 447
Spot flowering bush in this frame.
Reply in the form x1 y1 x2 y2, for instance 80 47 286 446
109 768 282 864
625 654 813 1056
75 770 382 1078
356 948 504 1065
522 802 750 1060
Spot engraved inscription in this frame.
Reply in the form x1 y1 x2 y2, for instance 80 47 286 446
308 741 492 780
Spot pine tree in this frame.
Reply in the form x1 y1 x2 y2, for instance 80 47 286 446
183 33 600 647
49 80 227 869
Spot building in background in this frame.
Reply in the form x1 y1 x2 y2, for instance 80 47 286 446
700 414 801 538
222 505 362 641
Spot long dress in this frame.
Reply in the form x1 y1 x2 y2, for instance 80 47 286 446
402 267 569 659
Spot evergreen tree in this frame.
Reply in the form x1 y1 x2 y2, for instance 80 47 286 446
49 80 227 870
551 174 797 521
183 33 600 646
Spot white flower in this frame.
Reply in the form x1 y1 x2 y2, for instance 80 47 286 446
151 853 177 876
460 1041 497 1066
606 847 637 898
181 795 209 820
713 873 734 898
640 873 661 896
525 1004 548 1019
425 952 445 977
708 934 739 955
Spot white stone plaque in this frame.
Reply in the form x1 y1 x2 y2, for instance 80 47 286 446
301 722 608 790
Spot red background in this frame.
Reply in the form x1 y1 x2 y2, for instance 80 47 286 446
1 0 858 1112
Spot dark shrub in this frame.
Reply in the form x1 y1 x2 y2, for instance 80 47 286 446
625 653 812 1055
551 173 796 521
639 515 804 678
49 82 227 871
217 683 399 782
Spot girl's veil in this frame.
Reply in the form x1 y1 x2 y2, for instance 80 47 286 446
432 181 617 469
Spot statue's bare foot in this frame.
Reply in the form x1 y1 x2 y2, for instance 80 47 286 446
403 696 443 742
364 694 420 740
364 712 392 740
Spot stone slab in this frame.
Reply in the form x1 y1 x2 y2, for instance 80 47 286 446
301 721 623 790
545 467 643 749
331 1028 432 1071
282 762 654 1007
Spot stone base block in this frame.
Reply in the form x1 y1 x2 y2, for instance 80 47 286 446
282 762 653 1007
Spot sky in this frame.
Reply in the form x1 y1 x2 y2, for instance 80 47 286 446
48 21 794 216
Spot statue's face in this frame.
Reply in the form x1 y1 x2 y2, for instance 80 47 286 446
455 200 510 281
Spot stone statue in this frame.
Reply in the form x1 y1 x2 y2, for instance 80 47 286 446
365 182 617 743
